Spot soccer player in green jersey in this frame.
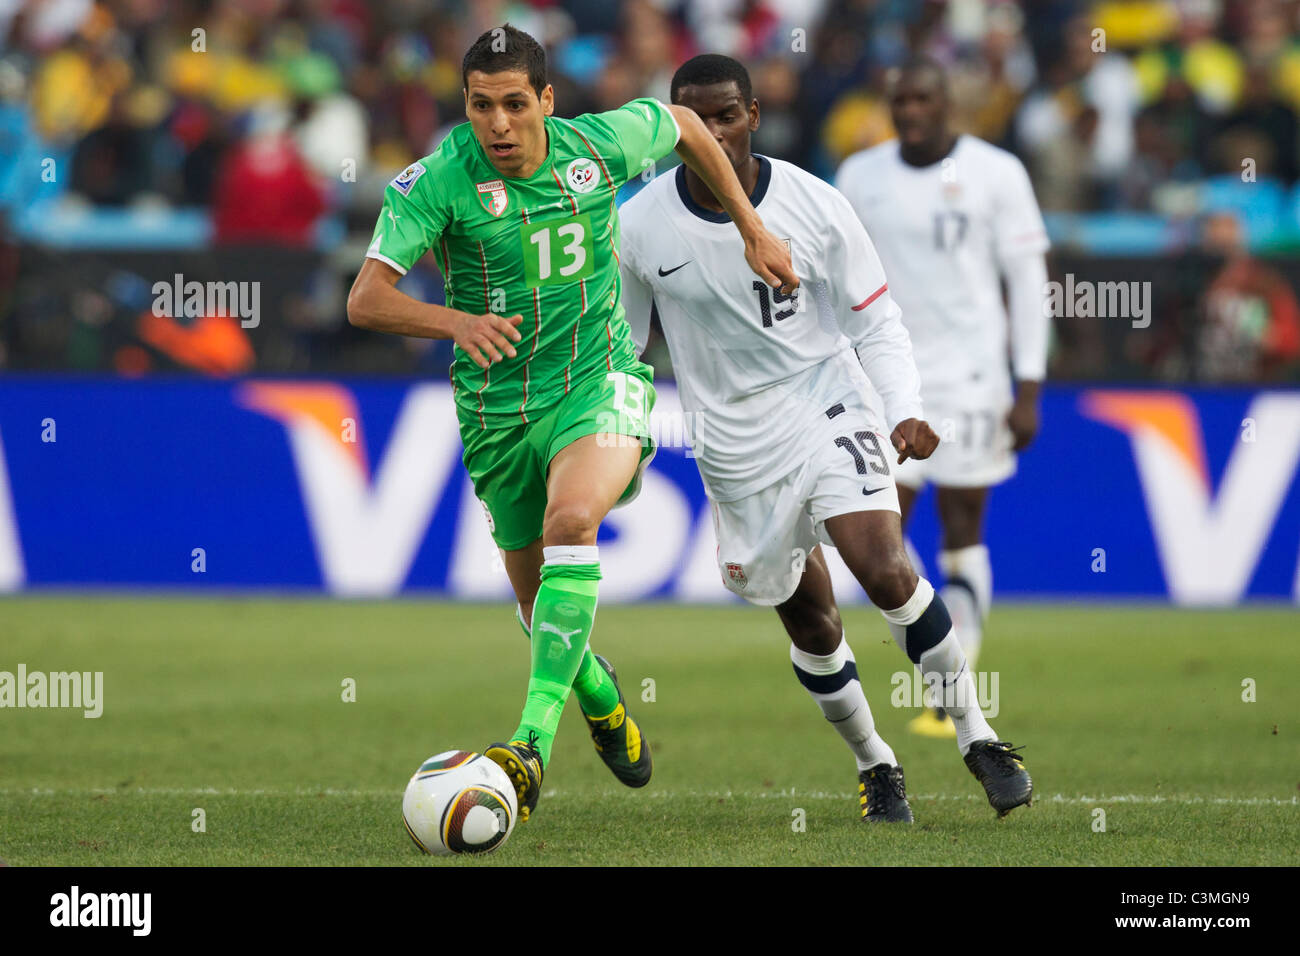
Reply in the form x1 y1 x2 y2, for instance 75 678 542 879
347 25 797 822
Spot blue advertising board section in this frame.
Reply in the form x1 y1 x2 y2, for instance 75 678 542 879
0 379 1297 604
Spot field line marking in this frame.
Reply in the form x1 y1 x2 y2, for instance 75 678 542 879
0 787 1295 806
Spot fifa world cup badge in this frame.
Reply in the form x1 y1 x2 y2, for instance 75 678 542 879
391 162 426 195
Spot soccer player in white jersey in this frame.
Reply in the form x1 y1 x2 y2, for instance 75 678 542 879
619 54 1033 821
836 58 1051 739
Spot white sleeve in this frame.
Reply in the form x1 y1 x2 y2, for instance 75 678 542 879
618 219 653 358
992 155 1049 263
1005 252 1050 382
991 156 1051 381
820 190 924 429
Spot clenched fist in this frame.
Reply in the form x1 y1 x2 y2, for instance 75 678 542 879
890 418 940 464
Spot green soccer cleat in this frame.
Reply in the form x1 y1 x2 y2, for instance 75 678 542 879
485 733 544 823
964 739 1033 818
579 655 652 788
858 763 914 823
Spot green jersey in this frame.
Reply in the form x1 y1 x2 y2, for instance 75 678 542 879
366 97 681 428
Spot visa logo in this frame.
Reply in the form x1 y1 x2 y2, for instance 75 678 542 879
1083 390 1300 604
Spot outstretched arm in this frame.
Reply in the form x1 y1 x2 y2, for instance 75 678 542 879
668 104 798 295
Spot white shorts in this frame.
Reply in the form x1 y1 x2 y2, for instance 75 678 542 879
894 390 1016 490
710 396 900 606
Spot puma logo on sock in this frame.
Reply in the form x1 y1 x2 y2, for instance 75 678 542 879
538 622 582 649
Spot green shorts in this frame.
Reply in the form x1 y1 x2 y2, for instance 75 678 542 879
459 364 657 551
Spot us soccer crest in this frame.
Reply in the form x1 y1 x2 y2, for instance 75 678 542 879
566 158 599 194
725 563 748 589
477 179 509 216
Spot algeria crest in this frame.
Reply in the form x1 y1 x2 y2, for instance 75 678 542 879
566 158 599 194
476 179 509 217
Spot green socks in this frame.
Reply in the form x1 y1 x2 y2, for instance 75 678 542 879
572 649 620 717
515 604 620 720
511 547 608 766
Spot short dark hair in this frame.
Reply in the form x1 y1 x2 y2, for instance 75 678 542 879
893 54 949 92
670 53 752 105
462 23 547 97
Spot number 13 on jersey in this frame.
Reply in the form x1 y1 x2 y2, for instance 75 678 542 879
520 214 596 287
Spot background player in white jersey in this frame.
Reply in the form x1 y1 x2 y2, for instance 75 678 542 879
619 54 1033 821
836 57 1051 739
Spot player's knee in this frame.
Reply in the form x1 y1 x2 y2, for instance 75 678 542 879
542 503 599 546
799 612 842 655
862 552 918 611
780 596 842 656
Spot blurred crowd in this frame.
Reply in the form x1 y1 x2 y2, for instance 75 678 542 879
7 0 1300 220
2 0 1300 381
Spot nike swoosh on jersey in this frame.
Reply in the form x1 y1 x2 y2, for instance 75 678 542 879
657 261 693 277
862 486 886 496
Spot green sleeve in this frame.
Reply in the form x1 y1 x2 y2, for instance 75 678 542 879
587 98 681 185
365 160 448 274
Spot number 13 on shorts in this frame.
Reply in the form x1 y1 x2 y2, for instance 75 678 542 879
606 371 649 430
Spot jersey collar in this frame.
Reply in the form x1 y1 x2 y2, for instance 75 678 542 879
674 154 772 223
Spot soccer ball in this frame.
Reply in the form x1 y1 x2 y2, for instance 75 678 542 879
402 750 518 856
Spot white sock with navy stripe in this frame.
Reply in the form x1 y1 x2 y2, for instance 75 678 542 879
790 636 897 770
880 578 996 756
939 545 992 670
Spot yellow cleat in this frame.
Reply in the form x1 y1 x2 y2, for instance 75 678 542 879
581 655 652 788
907 707 958 739
485 734 543 822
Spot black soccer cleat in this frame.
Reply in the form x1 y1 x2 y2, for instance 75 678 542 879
858 763 914 823
579 655 652 788
964 739 1033 818
485 732 544 823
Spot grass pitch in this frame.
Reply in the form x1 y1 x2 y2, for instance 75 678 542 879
0 598 1295 866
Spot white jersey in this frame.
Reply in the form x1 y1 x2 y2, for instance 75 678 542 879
619 155 922 502
835 135 1049 398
